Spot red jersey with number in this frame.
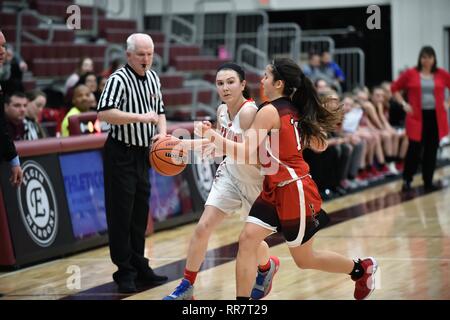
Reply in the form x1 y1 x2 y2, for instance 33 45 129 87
261 97 311 186
260 97 322 218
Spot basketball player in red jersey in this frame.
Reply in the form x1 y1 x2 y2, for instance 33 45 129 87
164 63 278 300
196 58 378 300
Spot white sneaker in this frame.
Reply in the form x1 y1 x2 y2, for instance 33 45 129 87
387 162 399 175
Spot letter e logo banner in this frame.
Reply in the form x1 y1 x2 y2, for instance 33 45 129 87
17 161 58 247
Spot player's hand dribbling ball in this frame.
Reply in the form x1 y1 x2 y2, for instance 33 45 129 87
150 136 187 176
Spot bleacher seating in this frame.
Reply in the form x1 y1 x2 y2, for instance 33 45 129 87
203 70 262 101
162 88 214 107
0 11 39 26
1 0 234 120
172 56 224 72
32 57 104 78
104 29 138 44
159 74 184 89
1 26 75 43
31 0 106 19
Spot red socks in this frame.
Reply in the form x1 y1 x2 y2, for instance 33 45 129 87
258 259 271 273
184 268 198 285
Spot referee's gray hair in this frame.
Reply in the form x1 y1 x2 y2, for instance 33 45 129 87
126 33 154 52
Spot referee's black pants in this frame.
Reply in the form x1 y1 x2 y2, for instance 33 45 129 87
103 135 151 282
403 110 440 188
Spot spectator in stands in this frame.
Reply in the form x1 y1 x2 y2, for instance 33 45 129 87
342 95 364 137
87 92 97 111
0 52 11 78
76 72 99 109
391 45 450 191
97 75 107 93
371 87 401 174
64 56 94 97
352 89 387 180
355 87 398 176
327 91 366 192
315 78 331 95
4 92 27 140
101 57 123 78
320 50 345 92
24 90 47 139
60 85 91 137
381 81 406 128
302 52 334 86
0 44 27 96
96 75 107 101
303 91 352 198
340 94 368 188
77 72 98 94
380 81 408 171
0 30 23 188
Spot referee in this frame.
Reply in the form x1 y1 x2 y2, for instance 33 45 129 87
97 33 168 293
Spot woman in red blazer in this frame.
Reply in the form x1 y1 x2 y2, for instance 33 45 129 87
391 46 450 191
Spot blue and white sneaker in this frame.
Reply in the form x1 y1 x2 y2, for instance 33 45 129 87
251 256 280 300
163 279 194 300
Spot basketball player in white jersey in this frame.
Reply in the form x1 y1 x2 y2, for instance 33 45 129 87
163 63 279 300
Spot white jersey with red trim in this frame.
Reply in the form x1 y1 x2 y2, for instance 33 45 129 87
217 99 263 182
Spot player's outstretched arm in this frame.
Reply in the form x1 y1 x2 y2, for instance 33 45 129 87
196 105 279 163
180 138 213 151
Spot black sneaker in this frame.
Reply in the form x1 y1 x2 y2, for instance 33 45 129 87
424 183 440 193
113 271 138 293
116 278 137 293
136 269 168 286
401 181 412 192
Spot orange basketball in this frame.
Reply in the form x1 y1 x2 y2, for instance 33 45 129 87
150 136 187 176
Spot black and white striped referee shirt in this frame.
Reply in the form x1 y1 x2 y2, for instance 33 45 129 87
97 64 165 147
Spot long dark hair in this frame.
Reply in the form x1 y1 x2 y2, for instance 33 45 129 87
216 62 250 99
76 72 97 88
270 58 343 147
416 46 437 73
76 56 93 74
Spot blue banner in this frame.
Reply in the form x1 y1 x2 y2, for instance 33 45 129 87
59 151 107 240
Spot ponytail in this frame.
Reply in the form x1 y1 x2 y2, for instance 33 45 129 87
242 84 250 99
271 58 343 147
292 75 342 147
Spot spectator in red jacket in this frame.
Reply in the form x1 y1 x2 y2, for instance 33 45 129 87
391 46 450 191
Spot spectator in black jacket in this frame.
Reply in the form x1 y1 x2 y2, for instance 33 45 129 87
0 43 26 97
0 30 22 187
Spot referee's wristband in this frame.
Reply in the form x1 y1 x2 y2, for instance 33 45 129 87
9 156 20 167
